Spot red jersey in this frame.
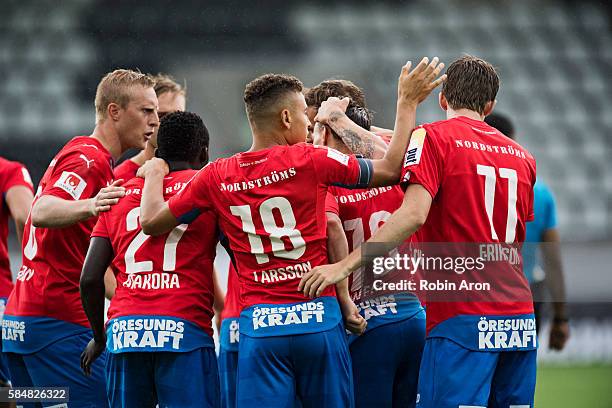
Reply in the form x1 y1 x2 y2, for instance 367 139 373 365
0 158 34 298
401 116 536 336
326 185 404 296
113 159 140 182
221 262 241 321
168 143 368 311
5 137 114 327
92 171 217 336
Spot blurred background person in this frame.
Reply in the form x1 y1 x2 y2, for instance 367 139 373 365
486 112 570 351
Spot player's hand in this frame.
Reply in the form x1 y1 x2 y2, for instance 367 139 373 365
298 262 350 298
137 157 169 179
90 179 125 216
80 337 106 376
397 57 446 106
549 319 570 351
338 297 367 335
315 97 350 125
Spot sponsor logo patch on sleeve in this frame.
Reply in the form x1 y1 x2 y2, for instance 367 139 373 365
54 171 87 200
326 147 350 166
403 128 427 167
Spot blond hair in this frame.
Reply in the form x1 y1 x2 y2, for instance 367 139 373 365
151 73 187 97
95 69 155 123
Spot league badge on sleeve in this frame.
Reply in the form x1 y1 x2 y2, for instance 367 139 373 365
54 171 88 200
327 147 350 166
404 128 427 168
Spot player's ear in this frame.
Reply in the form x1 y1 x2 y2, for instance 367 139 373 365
281 108 291 130
199 146 209 167
438 92 448 111
108 103 121 122
483 100 496 117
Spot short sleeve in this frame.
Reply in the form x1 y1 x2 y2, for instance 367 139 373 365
2 161 34 194
400 127 443 199
309 145 371 188
325 191 339 216
168 165 213 224
43 150 108 201
91 212 110 238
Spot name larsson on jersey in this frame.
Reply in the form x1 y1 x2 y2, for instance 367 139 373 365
252 261 312 284
478 317 537 350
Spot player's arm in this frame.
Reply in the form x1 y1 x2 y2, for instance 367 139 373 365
80 237 113 375
31 179 125 228
326 212 366 335
300 184 432 298
541 227 569 350
366 57 445 187
137 158 179 236
213 266 225 333
5 185 34 243
317 107 388 159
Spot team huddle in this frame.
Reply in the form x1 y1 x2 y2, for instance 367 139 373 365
0 55 540 408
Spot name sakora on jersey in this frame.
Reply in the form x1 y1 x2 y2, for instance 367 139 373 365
109 317 184 352
54 171 87 199
477 317 537 350
252 301 325 330
123 272 180 290
1 319 26 342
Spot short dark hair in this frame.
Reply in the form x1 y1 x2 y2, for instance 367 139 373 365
156 111 209 162
442 55 499 115
243 74 303 124
304 79 367 109
485 112 515 139
329 105 371 143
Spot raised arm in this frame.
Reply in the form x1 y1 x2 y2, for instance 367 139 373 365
317 108 388 159
137 158 179 236
31 179 125 228
368 57 445 187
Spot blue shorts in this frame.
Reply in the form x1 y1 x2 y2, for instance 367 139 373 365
218 349 238 408
417 337 536 408
106 347 220 408
237 323 353 408
6 332 107 408
350 309 425 408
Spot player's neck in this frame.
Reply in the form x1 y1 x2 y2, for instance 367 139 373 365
446 108 484 122
90 124 123 160
166 161 192 172
249 129 290 152
131 144 155 166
